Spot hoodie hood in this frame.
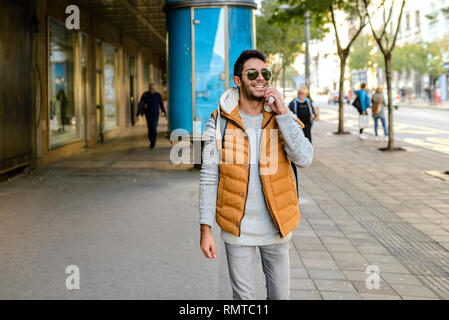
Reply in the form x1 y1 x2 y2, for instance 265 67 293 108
215 87 273 151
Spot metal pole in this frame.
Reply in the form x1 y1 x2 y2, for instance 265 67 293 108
305 10 310 89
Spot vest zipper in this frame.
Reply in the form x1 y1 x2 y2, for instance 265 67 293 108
239 162 250 237
221 112 280 237
259 114 283 238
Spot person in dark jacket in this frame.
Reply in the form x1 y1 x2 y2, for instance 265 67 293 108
288 87 316 183
288 87 316 143
139 83 167 149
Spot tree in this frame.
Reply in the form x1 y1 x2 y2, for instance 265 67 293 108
279 0 367 134
364 0 406 151
427 38 449 85
256 0 306 98
349 33 375 71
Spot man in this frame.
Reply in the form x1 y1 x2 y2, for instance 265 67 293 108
139 83 166 148
354 83 370 139
199 50 313 300
288 87 316 143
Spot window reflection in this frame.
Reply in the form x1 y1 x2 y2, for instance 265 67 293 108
103 43 118 131
49 20 78 147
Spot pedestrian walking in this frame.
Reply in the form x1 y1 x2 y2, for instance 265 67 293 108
302 85 314 103
138 83 166 149
199 49 313 300
371 87 388 142
407 87 413 104
288 88 316 143
354 83 370 139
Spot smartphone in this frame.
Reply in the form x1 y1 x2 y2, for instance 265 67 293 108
267 82 274 104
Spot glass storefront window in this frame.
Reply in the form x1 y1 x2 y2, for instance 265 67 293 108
49 20 79 147
103 42 118 131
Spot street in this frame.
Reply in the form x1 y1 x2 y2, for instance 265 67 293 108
316 98 449 155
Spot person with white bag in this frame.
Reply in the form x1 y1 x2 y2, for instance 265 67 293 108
354 83 370 140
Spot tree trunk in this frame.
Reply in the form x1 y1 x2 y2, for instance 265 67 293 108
338 53 348 133
385 54 394 150
282 62 286 100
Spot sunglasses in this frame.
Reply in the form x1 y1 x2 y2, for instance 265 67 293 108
244 69 272 81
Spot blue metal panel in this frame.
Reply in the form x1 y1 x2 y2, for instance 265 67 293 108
228 7 254 87
194 8 226 134
167 8 192 134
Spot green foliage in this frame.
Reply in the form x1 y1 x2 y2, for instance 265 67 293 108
349 34 375 71
375 37 449 78
426 38 449 79
256 0 327 82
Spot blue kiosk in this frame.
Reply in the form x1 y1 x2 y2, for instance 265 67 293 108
164 0 257 136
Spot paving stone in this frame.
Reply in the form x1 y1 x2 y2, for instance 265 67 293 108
290 267 309 279
320 237 352 245
289 290 322 300
324 243 359 253
336 260 369 272
294 229 318 237
349 238 382 246
290 278 316 290
300 250 333 260
302 259 339 270
319 291 362 300
315 230 346 237
402 296 441 300
346 232 377 240
307 269 346 280
342 270 372 282
351 281 397 296
293 241 327 251
314 279 357 293
355 245 391 255
331 252 367 262
389 283 439 299
430 235 449 242
380 273 422 286
290 256 304 268
376 263 411 274
362 254 401 265
360 293 402 300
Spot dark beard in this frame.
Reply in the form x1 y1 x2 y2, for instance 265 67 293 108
241 79 264 102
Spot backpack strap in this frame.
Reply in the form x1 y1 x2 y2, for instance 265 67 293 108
305 98 314 122
214 113 228 150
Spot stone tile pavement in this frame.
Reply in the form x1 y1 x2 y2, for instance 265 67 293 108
287 119 449 300
0 115 448 299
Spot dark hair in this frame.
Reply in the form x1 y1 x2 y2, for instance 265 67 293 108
233 49 267 78
361 83 366 89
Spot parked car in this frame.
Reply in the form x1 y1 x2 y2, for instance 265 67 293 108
383 90 400 109
328 90 350 104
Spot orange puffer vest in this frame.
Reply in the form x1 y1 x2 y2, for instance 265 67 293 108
211 87 305 238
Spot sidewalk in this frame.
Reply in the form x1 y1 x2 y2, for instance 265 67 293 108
0 116 448 299
398 98 449 110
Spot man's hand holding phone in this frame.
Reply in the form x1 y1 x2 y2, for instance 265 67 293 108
264 86 288 115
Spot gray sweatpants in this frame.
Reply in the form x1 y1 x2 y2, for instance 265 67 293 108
224 242 290 300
